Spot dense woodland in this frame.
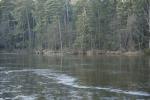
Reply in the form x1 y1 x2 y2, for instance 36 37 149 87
0 0 150 52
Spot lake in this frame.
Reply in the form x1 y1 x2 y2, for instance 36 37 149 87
0 54 150 100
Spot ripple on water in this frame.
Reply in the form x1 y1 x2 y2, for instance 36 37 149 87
1 69 150 97
34 69 150 97
0 67 4 70
13 95 37 100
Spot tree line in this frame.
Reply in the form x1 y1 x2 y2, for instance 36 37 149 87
0 0 150 51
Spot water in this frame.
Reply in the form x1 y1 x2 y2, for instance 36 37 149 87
0 54 150 100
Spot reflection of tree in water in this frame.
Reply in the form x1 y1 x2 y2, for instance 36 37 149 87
67 56 150 92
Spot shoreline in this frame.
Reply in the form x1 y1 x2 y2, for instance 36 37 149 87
0 49 144 56
34 49 144 56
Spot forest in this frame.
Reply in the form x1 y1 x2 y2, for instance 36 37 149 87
0 0 150 53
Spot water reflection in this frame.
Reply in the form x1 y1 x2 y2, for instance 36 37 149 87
0 54 150 100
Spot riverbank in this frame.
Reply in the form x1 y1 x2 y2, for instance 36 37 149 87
0 49 144 56
0 49 33 55
35 49 144 56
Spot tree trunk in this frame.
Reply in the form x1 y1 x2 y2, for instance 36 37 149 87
149 5 150 48
26 8 32 50
58 18 63 53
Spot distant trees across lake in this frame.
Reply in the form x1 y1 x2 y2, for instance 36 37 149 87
0 0 150 51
